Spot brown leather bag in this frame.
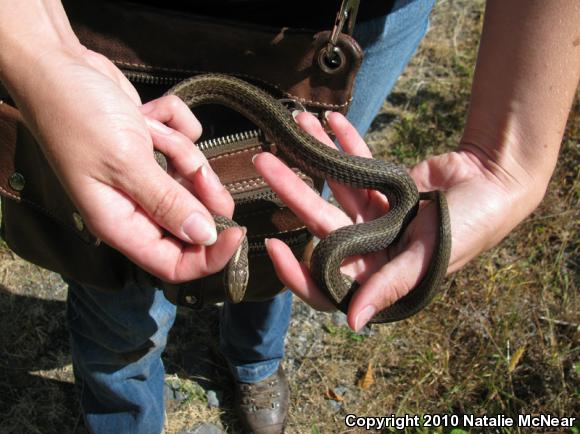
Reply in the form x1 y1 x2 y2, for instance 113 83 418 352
0 0 363 307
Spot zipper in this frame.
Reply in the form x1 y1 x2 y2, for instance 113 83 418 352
197 129 261 153
197 129 264 158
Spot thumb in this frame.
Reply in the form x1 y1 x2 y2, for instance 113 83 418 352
346 223 437 331
120 156 218 246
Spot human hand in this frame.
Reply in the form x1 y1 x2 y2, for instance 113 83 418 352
6 48 244 283
254 111 534 331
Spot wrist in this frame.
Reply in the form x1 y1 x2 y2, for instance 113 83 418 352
457 144 547 215
0 6 83 90
0 40 85 101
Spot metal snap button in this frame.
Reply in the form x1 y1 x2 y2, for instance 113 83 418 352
8 172 25 191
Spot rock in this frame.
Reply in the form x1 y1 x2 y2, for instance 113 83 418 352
327 400 342 412
206 390 221 408
163 383 175 402
178 423 224 434
164 380 188 402
331 311 348 327
174 390 188 401
333 386 348 397
357 324 374 337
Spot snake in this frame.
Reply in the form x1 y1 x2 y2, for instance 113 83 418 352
160 74 451 323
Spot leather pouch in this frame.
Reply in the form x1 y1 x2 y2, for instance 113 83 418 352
0 0 363 305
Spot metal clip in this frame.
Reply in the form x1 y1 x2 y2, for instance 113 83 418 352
328 0 360 46
319 0 360 73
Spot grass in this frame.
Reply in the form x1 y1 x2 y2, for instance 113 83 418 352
0 0 578 433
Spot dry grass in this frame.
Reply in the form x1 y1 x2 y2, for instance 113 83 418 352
0 1 578 433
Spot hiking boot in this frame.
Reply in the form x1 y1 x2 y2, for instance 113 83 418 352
234 366 289 434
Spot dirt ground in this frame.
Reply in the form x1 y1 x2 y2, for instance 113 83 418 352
0 1 578 433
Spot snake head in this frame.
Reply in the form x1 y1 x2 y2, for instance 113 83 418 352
224 237 250 303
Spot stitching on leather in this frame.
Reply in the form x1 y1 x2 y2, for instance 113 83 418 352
228 177 265 187
114 60 351 109
208 146 261 161
227 172 311 193
209 148 260 160
229 181 267 192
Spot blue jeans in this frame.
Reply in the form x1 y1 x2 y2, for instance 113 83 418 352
67 0 434 432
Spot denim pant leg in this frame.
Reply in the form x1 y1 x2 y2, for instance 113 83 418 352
219 0 435 384
67 280 176 434
220 291 293 382
348 0 435 135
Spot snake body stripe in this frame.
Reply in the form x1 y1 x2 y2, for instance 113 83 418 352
166 74 451 323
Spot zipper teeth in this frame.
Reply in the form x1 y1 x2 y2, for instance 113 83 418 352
197 129 263 152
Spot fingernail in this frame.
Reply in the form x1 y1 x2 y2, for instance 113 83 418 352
251 153 259 164
323 111 332 121
354 305 376 332
200 164 221 188
291 110 301 122
146 118 173 135
264 237 270 248
182 212 217 246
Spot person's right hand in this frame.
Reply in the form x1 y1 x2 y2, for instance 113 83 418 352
6 47 244 283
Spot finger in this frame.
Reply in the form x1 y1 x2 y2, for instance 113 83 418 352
140 95 202 141
345 204 439 331
145 117 208 178
140 118 231 242
324 111 373 158
117 155 218 246
253 152 351 237
146 117 234 217
170 226 246 282
78 183 245 282
265 238 335 311
117 216 244 282
191 164 235 218
139 227 246 282
293 111 336 148
325 112 390 220
295 111 375 220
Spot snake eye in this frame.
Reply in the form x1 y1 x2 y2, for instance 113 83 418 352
317 46 346 74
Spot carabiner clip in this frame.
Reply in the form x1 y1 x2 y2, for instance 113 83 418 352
328 0 360 46
319 0 360 73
